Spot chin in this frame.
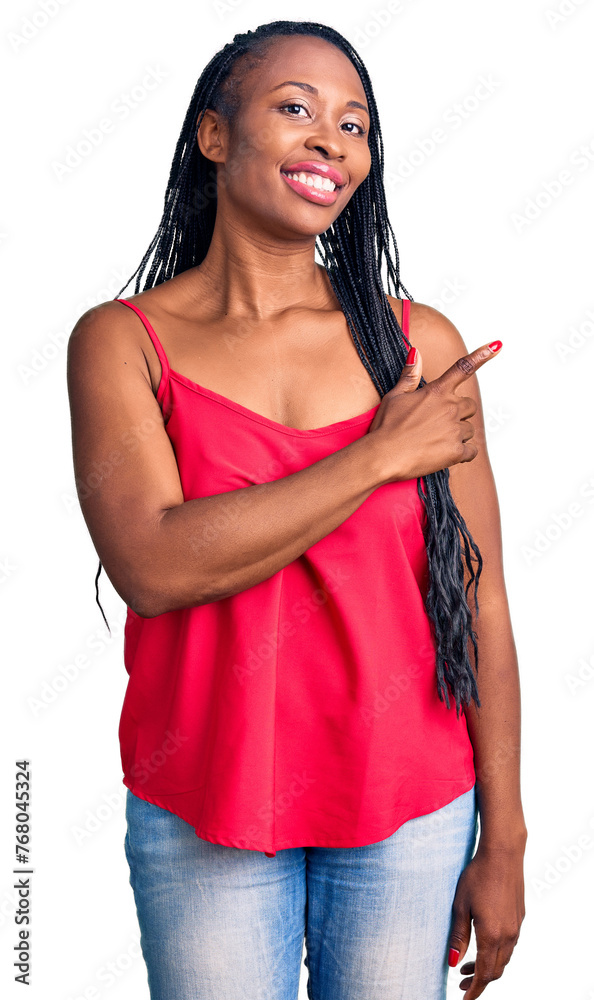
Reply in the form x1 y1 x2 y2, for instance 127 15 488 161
272 205 345 239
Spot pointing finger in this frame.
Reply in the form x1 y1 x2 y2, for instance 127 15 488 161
431 341 502 392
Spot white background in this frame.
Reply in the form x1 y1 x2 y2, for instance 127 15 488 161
3 0 594 997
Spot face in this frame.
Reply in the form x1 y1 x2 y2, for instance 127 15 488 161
197 35 372 241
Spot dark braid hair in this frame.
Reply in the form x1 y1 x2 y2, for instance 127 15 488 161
95 19 482 717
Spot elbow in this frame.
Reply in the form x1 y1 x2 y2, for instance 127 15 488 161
126 586 162 620
129 575 220 618
131 596 163 619
123 569 170 619
123 530 235 615
129 578 180 618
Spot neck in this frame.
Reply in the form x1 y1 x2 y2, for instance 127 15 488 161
182 204 334 320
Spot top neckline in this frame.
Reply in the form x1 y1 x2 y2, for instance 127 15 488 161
169 367 382 437
116 296 392 436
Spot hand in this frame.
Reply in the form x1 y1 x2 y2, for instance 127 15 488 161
447 843 526 998
367 341 502 484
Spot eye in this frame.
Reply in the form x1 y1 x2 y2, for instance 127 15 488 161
342 121 367 136
279 102 367 137
280 102 309 117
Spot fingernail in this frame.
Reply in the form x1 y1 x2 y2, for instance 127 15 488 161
406 347 417 365
488 340 502 353
448 948 460 967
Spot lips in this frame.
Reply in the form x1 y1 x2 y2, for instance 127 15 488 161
280 161 346 207
281 161 345 187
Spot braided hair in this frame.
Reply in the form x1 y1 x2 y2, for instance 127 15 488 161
95 19 482 717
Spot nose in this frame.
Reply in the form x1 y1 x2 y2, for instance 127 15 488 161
304 124 345 161
308 141 343 160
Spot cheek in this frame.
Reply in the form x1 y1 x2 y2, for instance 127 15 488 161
225 115 282 173
219 161 288 220
222 138 282 199
224 144 259 188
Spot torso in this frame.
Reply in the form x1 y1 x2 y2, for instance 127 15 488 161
123 266 409 432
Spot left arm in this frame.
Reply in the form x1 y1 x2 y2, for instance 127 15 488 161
389 298 527 998
443 331 527 999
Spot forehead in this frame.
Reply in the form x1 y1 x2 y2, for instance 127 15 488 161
246 35 367 103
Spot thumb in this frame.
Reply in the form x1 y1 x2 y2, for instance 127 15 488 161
448 909 472 969
392 346 422 395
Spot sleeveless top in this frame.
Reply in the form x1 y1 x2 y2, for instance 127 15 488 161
115 296 475 856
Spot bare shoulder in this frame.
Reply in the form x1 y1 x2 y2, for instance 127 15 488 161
386 295 470 384
67 298 153 393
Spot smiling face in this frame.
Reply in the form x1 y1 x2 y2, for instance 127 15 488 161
197 34 372 242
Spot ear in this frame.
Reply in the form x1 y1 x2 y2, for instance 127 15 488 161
197 109 227 164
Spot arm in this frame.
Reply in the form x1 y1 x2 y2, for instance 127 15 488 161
449 392 526 851
448 346 527 998
438 324 526 850
68 297 503 626
67 302 387 619
394 300 526 998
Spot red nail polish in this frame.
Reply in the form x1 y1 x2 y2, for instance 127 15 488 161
488 340 502 353
448 947 460 967
406 347 417 365
264 851 276 858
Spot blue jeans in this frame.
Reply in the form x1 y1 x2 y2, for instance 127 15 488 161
124 785 478 1000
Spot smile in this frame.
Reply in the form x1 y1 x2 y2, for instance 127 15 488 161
280 169 343 205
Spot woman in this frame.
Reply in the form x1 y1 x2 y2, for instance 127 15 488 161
67 20 527 1000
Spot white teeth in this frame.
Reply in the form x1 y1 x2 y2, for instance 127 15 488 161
284 171 338 192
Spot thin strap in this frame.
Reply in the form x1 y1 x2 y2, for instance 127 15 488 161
115 297 170 404
401 298 411 339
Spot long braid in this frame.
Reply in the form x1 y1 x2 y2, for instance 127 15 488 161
94 20 482 717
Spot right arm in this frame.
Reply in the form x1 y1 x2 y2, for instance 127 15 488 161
67 302 496 619
67 303 387 618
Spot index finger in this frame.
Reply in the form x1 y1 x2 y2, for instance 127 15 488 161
430 340 502 392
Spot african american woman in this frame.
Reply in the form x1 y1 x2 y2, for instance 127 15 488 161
67 19 527 1000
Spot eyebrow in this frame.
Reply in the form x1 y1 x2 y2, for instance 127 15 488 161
269 80 369 115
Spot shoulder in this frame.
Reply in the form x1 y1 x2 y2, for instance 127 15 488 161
386 295 470 384
68 298 137 350
67 298 154 392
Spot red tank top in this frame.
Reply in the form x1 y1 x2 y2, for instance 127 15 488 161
115 296 475 855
